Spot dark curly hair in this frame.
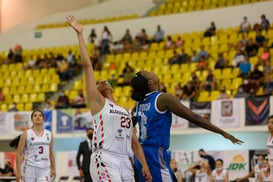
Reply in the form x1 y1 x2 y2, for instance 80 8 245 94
131 72 150 101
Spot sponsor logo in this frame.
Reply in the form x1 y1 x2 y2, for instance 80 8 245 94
227 155 246 171
247 99 267 115
221 100 233 117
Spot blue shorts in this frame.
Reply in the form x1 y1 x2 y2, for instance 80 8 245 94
134 145 173 182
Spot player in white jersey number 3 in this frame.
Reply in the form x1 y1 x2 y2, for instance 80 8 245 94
16 110 56 182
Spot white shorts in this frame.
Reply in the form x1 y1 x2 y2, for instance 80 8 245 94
90 150 135 182
21 164 50 182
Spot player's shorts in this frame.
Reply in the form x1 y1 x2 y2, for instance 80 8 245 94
90 149 135 182
134 145 173 182
21 164 51 182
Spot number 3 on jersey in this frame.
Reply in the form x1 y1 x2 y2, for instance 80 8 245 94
120 116 131 129
38 146 44 154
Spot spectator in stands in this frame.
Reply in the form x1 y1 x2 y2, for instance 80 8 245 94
255 30 266 47
164 36 174 50
90 46 101 70
218 87 230 100
0 160 14 177
153 25 165 43
204 21 216 37
197 55 208 71
14 44 23 63
118 64 134 86
57 59 70 81
88 28 97 44
180 49 189 63
100 26 112 55
0 88 4 102
182 81 196 101
197 46 209 62
233 86 249 98
238 58 251 78
112 40 124 54
120 29 133 45
43 100 53 110
199 149 216 170
132 36 142 52
191 50 198 62
238 16 251 34
8 103 18 112
175 36 184 48
191 72 201 90
260 14 270 31
55 90 70 109
241 78 257 95
233 50 246 67
174 83 183 100
263 59 272 76
214 52 227 69
72 90 86 108
136 28 149 50
188 160 213 181
249 64 264 86
7 48 14 61
200 69 217 91
160 83 167 93
169 50 183 65
263 74 273 95
245 38 258 57
170 159 183 182
260 47 271 65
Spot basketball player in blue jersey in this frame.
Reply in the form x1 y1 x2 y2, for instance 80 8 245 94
131 71 243 182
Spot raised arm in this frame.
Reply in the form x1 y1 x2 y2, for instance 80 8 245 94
49 133 56 179
157 93 243 144
16 131 27 182
66 15 104 114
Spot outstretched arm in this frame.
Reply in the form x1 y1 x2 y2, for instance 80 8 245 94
158 93 243 144
16 131 27 182
49 133 56 179
66 15 104 114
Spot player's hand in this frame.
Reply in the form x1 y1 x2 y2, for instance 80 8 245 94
222 132 244 145
50 167 56 179
79 169 84 177
16 172 21 182
142 165 152 182
66 15 83 34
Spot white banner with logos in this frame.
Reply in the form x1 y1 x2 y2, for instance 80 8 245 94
212 99 241 128
56 151 79 178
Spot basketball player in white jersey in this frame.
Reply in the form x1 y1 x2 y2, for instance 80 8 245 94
258 159 271 182
212 159 228 182
267 115 273 181
188 160 213 182
66 15 152 182
16 110 56 182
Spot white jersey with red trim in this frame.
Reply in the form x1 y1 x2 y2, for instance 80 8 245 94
195 170 210 182
212 169 227 182
261 170 272 182
92 99 133 156
24 128 51 168
267 135 273 180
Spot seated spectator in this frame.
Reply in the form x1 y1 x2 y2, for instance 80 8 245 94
260 14 270 31
200 69 217 91
55 91 70 109
174 83 183 100
57 59 70 81
0 160 14 177
263 74 273 95
238 59 252 78
180 49 189 63
182 81 196 101
204 21 216 37
233 50 246 67
241 78 258 95
136 28 149 50
263 59 272 76
233 86 249 98
14 44 23 63
112 40 124 54
175 36 184 48
153 25 165 43
8 103 18 112
214 52 227 69
191 72 201 90
118 64 134 86
245 38 258 57
164 36 175 50
43 100 53 110
197 56 208 71
120 29 133 45
197 46 209 62
7 48 14 61
218 87 230 99
169 50 183 65
0 88 4 102
72 90 86 108
91 46 101 70
260 47 271 65
132 36 142 52
255 30 266 47
238 16 251 34
249 64 264 86
88 28 97 44
191 50 198 62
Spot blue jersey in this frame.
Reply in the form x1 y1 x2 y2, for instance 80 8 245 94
136 91 172 149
